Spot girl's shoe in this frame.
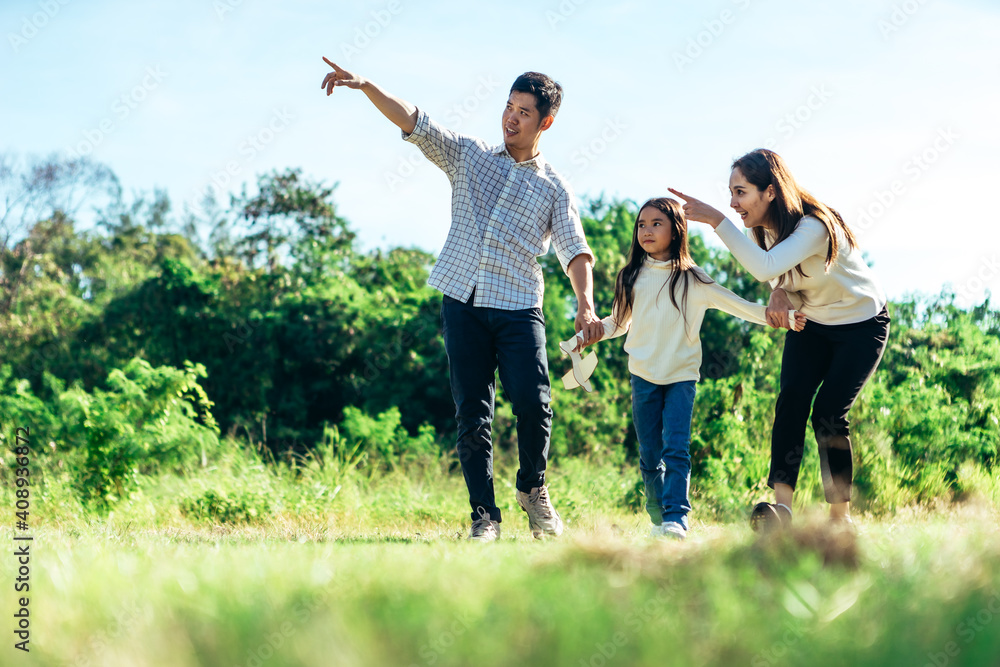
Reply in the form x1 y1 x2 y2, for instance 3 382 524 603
660 521 687 540
830 514 858 535
749 502 792 532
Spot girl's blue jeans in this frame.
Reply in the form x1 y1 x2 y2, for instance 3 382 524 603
630 375 696 529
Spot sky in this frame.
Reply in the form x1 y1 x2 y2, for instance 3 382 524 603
2 0 999 307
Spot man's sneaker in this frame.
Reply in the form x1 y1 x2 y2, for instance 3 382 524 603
516 486 564 538
750 502 792 532
468 508 500 542
660 521 687 540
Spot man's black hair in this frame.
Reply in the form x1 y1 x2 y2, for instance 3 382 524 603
510 72 563 119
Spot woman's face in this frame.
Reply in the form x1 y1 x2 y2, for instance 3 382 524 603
729 168 775 229
636 206 674 261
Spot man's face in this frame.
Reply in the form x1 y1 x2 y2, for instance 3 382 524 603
502 91 548 154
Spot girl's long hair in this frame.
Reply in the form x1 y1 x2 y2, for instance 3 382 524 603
732 149 858 286
611 197 713 331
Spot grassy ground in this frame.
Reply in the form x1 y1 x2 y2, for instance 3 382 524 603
4 453 1000 666
5 507 1000 666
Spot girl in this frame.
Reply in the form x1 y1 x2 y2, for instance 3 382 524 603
670 149 889 530
579 197 803 540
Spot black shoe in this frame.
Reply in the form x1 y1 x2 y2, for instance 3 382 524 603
750 502 792 532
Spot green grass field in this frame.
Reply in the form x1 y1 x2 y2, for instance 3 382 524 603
4 454 1000 667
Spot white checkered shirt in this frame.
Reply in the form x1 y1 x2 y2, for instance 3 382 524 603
403 109 593 310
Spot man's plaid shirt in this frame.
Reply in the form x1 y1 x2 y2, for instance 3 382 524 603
403 109 593 310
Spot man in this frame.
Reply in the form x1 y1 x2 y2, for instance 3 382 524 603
321 58 603 541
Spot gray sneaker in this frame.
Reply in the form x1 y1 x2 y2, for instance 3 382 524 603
468 508 500 542
516 485 564 538
660 521 687 540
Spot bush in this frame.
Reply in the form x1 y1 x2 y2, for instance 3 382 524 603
60 358 219 509
180 488 273 524
338 406 438 469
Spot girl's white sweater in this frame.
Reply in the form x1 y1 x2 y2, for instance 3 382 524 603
600 257 767 385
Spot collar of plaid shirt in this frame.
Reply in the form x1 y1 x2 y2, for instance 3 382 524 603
490 143 549 170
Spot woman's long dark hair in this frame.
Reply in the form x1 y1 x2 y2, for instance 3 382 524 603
611 197 713 331
732 149 858 286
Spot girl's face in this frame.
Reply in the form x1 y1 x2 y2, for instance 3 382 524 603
729 167 775 229
636 206 674 261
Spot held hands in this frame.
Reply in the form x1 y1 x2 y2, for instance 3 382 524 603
666 188 725 228
783 310 807 332
574 307 604 351
321 57 365 94
767 289 806 331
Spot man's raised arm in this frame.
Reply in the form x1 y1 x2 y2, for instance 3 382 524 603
321 57 417 135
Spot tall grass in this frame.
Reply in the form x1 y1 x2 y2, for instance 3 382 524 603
5 424 1000 666
4 502 1000 666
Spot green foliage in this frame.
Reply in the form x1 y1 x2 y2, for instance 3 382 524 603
847 294 1000 511
2 156 998 516
227 168 356 276
181 488 273 524
339 406 439 469
60 358 219 509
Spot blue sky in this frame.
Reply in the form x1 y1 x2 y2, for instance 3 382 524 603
3 0 998 306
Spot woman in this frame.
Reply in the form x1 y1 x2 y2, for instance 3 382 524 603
669 149 890 529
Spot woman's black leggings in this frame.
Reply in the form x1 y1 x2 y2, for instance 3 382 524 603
769 306 891 503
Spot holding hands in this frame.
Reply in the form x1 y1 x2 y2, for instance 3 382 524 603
574 310 604 350
768 289 806 331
